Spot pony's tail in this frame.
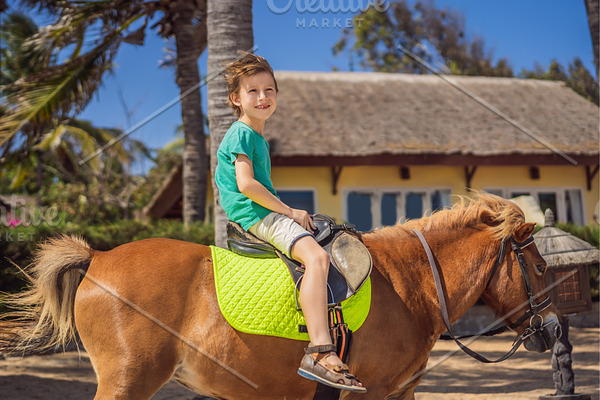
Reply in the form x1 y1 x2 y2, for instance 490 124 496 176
0 235 94 355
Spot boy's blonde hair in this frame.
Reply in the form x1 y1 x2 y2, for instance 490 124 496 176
224 52 278 117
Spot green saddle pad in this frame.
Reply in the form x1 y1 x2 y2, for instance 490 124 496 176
210 245 371 341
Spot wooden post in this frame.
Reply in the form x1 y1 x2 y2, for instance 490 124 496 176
539 315 591 400
331 166 343 195
464 166 477 189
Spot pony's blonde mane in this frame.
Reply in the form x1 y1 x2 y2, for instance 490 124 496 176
368 192 525 240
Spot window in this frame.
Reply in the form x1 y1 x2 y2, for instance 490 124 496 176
485 189 503 197
345 189 451 231
347 192 372 231
538 192 557 219
381 193 397 226
431 190 452 211
484 188 585 225
565 190 584 225
277 190 315 214
405 193 424 220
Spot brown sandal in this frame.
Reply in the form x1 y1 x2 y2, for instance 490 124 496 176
297 344 367 393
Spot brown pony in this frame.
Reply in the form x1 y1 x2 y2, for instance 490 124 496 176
1 193 559 399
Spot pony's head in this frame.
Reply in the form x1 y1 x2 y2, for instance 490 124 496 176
477 194 560 353
370 192 561 353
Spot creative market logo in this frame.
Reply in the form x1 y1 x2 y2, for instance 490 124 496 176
267 0 389 29
0 194 62 236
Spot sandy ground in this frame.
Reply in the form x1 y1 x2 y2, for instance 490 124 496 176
0 328 597 400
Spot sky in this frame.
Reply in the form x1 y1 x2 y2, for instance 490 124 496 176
5 1 596 171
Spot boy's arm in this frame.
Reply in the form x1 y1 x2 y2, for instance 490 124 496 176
235 154 315 232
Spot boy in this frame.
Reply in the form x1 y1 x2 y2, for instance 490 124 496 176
215 53 365 392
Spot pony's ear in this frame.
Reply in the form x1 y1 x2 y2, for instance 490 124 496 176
480 209 500 226
514 222 536 243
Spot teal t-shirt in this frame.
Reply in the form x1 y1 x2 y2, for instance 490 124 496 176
215 121 279 230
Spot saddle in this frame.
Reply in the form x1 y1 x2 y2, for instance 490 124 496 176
226 214 372 305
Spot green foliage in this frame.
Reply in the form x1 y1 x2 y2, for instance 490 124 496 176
0 12 52 88
520 58 599 105
334 0 598 107
0 219 214 295
0 4 144 149
334 0 513 77
555 222 599 248
41 179 129 225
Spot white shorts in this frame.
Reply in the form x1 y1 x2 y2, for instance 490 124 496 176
248 212 313 258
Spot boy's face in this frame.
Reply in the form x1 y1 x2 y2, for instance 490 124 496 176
231 72 277 123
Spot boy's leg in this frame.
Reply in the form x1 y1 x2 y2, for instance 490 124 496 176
291 236 363 388
290 235 331 346
250 214 332 344
250 214 362 388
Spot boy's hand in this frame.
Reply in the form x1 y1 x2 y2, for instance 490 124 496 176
290 208 316 233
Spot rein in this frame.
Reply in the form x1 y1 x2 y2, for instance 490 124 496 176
411 229 552 363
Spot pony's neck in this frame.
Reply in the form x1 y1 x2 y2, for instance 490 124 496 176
364 225 499 335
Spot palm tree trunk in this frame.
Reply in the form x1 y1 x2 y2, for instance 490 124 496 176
173 1 207 225
207 0 253 247
585 0 599 77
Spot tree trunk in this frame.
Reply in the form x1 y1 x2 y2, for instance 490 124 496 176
173 0 207 226
585 0 599 77
207 0 253 247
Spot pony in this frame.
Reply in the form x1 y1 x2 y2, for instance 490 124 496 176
0 193 559 399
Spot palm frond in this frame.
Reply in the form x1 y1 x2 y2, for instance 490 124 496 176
128 138 153 160
0 12 52 88
36 123 66 150
0 11 144 149
9 162 28 190
161 136 184 154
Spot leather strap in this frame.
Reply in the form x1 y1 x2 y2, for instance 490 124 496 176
334 306 351 363
411 229 525 363
313 306 353 400
305 344 337 354
485 237 508 288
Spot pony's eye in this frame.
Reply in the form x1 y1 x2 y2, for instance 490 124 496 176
534 263 547 276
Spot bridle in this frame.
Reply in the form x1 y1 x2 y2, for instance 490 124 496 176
487 235 552 335
412 229 556 363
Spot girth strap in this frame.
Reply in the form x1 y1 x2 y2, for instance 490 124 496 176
411 229 525 363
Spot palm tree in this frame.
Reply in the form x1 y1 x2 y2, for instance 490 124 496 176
171 0 208 225
0 0 208 226
0 10 55 169
585 0 599 77
206 0 254 247
0 12 133 198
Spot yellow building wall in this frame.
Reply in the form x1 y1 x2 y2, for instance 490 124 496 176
270 165 598 225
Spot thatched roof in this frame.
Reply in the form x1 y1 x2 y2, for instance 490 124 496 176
534 209 600 268
143 163 182 219
266 72 599 165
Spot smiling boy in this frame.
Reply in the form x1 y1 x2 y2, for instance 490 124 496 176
215 53 365 392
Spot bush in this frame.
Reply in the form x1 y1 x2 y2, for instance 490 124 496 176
0 219 214 295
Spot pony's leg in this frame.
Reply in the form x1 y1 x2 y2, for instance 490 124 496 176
75 281 182 400
91 347 179 400
378 359 428 400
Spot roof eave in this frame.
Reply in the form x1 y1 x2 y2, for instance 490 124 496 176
271 153 600 167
